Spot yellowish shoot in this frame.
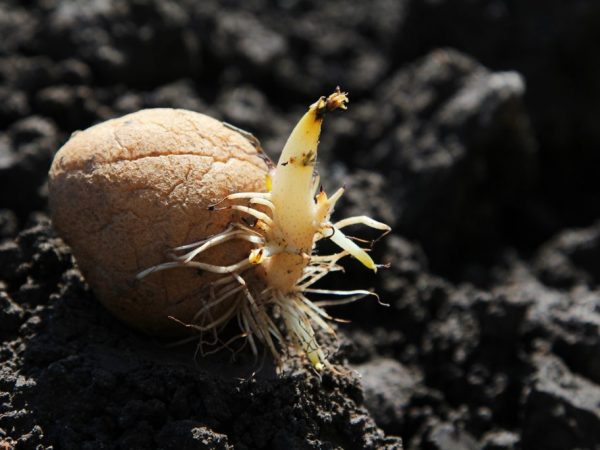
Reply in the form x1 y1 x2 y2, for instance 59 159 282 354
138 88 391 371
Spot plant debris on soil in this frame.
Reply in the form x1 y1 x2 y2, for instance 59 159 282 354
2 1 600 449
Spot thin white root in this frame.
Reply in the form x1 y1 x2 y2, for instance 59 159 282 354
303 288 374 296
136 258 251 279
189 298 240 332
309 250 349 262
296 252 349 289
240 310 258 356
200 332 248 357
314 291 389 307
296 265 343 290
239 300 281 364
173 222 263 252
178 231 264 263
280 298 326 370
191 285 244 322
230 205 274 227
297 298 337 334
334 215 391 232
183 258 251 274
249 197 275 211
207 191 272 210
173 225 236 251
226 192 272 200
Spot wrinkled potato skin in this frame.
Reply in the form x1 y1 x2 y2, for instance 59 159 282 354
49 109 268 335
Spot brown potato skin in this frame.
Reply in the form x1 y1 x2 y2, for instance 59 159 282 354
49 108 269 335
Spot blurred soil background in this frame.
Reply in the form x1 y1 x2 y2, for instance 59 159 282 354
2 0 600 449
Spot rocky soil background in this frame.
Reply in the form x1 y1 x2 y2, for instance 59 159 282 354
2 0 600 449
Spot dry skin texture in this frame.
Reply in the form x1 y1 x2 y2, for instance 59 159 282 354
49 108 269 334
50 93 389 370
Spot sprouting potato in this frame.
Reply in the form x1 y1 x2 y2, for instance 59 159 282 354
49 90 390 371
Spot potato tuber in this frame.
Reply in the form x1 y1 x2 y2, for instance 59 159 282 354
50 92 390 371
49 108 269 335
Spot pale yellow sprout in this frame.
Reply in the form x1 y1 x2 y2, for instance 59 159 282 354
139 88 390 370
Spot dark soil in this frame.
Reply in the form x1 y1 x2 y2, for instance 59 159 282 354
2 1 600 449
